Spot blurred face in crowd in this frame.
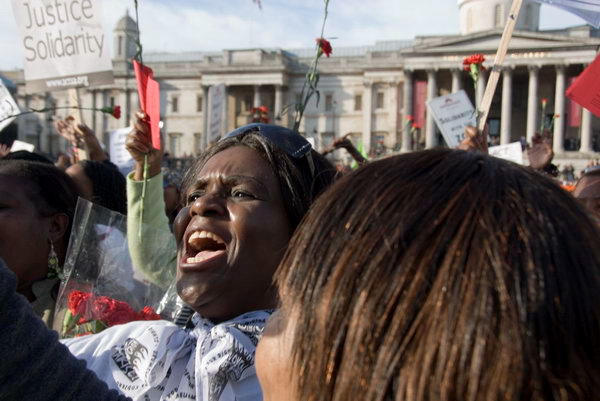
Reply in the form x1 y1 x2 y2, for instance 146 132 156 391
0 175 67 300
574 174 600 224
174 146 293 321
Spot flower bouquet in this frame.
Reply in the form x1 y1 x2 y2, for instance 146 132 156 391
62 290 161 337
53 199 178 338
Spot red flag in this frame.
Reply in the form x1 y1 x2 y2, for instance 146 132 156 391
133 60 161 150
566 54 600 118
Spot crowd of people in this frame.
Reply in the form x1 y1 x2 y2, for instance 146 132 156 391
0 112 599 401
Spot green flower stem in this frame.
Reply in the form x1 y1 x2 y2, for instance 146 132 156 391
139 154 149 241
0 106 113 124
540 104 547 134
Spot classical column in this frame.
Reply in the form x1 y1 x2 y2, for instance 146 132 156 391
253 85 262 108
451 69 462 93
222 85 229 133
526 66 539 142
580 108 593 153
362 81 373 153
425 70 437 149
274 85 282 122
202 85 210 149
401 70 414 152
553 66 566 154
500 68 513 145
390 81 400 147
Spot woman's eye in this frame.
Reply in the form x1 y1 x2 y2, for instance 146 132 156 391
232 190 254 199
187 191 204 203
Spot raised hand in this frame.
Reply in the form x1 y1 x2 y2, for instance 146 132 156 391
126 111 163 181
457 125 488 153
527 133 554 171
0 144 10 158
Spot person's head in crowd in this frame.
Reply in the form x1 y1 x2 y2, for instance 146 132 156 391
257 149 600 401
175 123 336 322
573 165 600 224
1 150 54 164
66 160 127 215
0 160 80 301
162 167 183 224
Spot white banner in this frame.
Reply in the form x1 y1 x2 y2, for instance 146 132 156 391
10 0 114 93
489 142 524 165
532 0 600 28
427 90 477 148
109 127 135 175
11 139 36 152
0 81 20 132
208 84 226 143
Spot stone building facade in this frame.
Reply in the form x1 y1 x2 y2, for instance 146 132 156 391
1 0 599 168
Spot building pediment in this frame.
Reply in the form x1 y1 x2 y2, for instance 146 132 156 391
405 29 600 55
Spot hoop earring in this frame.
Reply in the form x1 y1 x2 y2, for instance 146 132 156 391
47 240 62 280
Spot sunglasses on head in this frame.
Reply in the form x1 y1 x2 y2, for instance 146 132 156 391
222 123 316 175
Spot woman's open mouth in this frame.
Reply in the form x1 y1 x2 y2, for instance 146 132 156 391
182 230 227 267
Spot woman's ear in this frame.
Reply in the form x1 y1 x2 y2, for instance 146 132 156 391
48 213 70 243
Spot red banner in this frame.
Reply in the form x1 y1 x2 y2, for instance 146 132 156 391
413 81 427 128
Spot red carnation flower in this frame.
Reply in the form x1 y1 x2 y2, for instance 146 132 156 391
100 105 121 119
406 115 414 122
140 306 161 321
412 123 421 129
68 290 94 322
316 38 333 58
257 106 269 114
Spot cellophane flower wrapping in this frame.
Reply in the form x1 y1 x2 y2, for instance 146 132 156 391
53 199 179 338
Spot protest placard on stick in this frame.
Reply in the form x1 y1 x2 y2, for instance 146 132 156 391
427 90 477 148
10 0 114 93
477 0 524 132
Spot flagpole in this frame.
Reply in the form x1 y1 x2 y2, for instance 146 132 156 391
477 0 524 132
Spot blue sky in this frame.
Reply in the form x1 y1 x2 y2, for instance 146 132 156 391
0 0 586 70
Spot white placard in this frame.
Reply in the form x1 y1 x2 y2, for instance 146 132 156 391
0 81 20 132
11 139 35 152
489 142 523 165
10 0 114 93
426 90 477 148
109 127 134 175
208 84 226 143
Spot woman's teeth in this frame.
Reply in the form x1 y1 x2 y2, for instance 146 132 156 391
188 230 225 245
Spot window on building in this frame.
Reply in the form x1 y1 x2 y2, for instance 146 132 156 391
168 133 182 156
376 92 385 109
118 36 123 56
494 4 504 27
325 95 333 112
354 94 362 111
172 96 179 113
110 96 115 108
196 95 203 112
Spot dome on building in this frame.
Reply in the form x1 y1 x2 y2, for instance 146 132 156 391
458 0 540 35
115 11 137 32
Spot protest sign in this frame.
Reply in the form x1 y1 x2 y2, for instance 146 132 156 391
0 81 20 132
11 140 35 152
109 127 135 175
10 0 114 93
208 84 226 143
566 54 600 118
489 142 523 165
426 90 477 148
